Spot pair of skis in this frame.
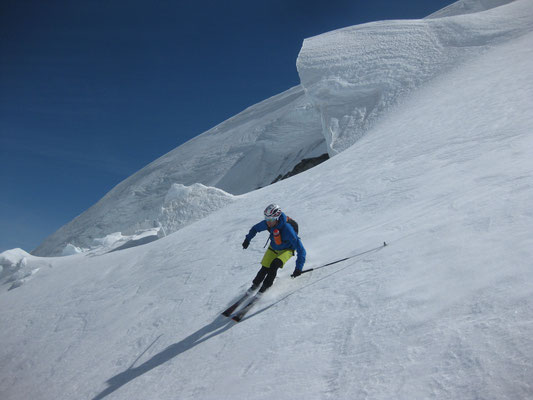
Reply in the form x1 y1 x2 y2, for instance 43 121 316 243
222 290 261 322
224 242 389 321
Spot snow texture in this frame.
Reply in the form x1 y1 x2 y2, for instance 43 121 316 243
296 0 532 155
425 0 515 18
33 0 532 257
0 248 52 292
158 183 236 235
1 1 532 399
33 86 325 256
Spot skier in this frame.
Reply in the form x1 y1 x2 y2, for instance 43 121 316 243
242 204 306 294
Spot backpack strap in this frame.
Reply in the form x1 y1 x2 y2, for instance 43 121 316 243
286 216 299 234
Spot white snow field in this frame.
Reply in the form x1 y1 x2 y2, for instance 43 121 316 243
1 1 533 399
296 0 533 155
33 0 533 258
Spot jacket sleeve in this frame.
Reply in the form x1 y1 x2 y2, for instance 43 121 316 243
287 229 306 271
245 221 268 242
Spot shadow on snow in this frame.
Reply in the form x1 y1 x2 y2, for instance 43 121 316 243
92 315 234 400
93 244 387 398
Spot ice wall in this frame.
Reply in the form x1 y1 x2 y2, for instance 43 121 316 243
296 0 531 155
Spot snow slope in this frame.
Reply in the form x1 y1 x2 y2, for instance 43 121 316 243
2 1 533 399
425 0 515 18
297 0 533 155
32 85 325 256
36 0 532 258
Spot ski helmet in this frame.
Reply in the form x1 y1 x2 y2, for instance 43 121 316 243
264 204 282 221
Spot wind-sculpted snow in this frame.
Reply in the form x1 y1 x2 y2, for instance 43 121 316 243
32 0 532 257
1 2 533 399
426 0 515 18
296 0 533 155
0 248 52 291
32 86 325 256
34 183 235 257
158 183 236 234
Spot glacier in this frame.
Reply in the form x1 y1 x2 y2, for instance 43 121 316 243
32 85 326 256
1 1 532 399
31 0 533 258
297 0 533 155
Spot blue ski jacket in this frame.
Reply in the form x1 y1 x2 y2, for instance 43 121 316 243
245 212 306 271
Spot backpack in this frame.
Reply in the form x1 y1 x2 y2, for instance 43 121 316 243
286 216 299 235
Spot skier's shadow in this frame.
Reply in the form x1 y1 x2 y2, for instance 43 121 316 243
92 315 233 400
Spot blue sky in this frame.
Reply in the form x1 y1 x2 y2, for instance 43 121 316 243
0 0 452 253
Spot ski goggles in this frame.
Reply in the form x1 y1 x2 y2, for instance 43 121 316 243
265 216 279 222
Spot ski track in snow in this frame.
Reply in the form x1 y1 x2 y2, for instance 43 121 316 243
1 1 533 399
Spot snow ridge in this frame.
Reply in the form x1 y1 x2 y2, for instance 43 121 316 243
32 86 325 256
1 1 533 399
297 0 533 155
425 0 515 19
32 1 532 257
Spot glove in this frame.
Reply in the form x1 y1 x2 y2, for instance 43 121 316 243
291 269 302 278
242 239 250 249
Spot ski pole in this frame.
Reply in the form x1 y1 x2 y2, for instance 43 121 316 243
299 242 387 275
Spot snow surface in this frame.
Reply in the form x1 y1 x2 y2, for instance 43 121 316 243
297 0 533 156
0 248 52 291
26 183 235 261
425 0 515 18
1 1 533 399
35 0 533 258
32 86 326 256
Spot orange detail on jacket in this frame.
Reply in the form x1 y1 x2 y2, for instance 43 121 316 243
273 229 282 245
